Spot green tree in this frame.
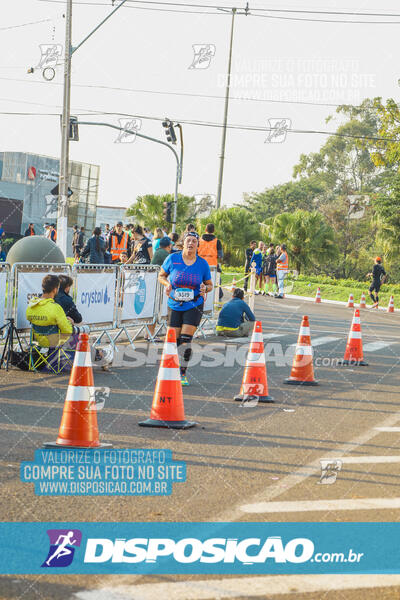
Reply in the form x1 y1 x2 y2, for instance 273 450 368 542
262 210 338 274
243 177 324 222
197 207 261 267
126 193 196 232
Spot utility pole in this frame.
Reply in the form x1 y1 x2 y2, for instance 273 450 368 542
57 0 72 256
216 8 235 211
57 0 131 257
216 3 249 210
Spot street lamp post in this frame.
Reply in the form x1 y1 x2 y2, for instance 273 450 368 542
57 0 131 256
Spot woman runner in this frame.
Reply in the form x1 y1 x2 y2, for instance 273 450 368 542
158 231 213 385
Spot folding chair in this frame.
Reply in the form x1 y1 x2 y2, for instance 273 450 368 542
28 326 76 374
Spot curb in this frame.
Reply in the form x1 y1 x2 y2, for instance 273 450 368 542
284 293 399 312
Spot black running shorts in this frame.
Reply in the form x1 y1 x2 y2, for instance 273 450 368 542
369 281 381 293
168 304 204 328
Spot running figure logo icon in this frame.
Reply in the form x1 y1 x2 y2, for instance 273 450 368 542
318 460 342 485
41 529 82 567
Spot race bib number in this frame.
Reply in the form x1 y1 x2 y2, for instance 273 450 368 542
174 288 194 302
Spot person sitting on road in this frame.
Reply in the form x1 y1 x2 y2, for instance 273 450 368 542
216 288 256 337
54 275 82 324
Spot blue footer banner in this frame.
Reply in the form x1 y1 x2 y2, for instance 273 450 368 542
0 522 399 574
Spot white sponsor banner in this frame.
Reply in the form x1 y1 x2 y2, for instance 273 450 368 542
0 271 8 326
159 268 217 317
16 271 62 330
75 272 116 325
204 268 217 313
121 270 158 322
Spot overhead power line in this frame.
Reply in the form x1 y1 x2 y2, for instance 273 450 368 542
0 75 374 110
0 109 395 142
0 18 51 31
36 0 400 22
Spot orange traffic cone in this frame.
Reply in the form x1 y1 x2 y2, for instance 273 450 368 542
388 296 395 313
231 277 237 292
359 292 366 309
45 333 110 448
347 293 354 308
284 316 318 386
139 328 196 429
234 321 274 403
315 287 322 303
339 309 368 366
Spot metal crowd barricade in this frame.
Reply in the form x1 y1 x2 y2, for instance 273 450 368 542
114 264 161 348
72 263 118 347
0 263 10 330
156 266 218 339
196 266 217 338
10 262 72 332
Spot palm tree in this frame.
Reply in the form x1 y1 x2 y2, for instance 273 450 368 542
262 210 338 273
198 207 261 266
126 194 196 231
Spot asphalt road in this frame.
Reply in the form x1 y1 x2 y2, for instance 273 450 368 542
1 295 400 600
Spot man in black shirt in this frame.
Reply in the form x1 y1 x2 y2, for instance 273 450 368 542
367 257 387 308
244 240 257 291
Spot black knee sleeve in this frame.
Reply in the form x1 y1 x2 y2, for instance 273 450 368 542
177 334 193 365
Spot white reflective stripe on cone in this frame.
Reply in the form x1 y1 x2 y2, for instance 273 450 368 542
246 353 265 364
74 351 92 367
252 332 263 342
353 317 361 324
299 327 310 336
163 342 177 355
350 331 362 339
295 345 313 356
66 386 95 402
158 367 181 381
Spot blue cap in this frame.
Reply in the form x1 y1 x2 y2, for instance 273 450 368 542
159 236 172 248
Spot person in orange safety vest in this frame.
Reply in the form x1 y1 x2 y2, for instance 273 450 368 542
108 221 129 263
198 223 223 267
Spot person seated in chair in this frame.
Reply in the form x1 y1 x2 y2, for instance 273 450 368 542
216 288 256 337
55 275 82 324
26 274 78 348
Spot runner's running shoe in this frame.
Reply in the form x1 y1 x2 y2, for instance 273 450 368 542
181 375 189 386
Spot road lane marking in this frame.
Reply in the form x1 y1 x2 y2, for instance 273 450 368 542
240 497 400 514
327 455 400 464
363 341 396 352
218 407 400 523
225 333 283 344
311 336 340 347
74 574 400 600
375 427 400 432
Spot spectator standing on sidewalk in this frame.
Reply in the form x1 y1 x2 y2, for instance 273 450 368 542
24 223 35 236
276 243 289 298
80 227 106 264
244 240 257 291
151 237 172 265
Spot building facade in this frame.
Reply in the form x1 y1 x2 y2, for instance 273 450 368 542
96 205 127 230
0 151 100 253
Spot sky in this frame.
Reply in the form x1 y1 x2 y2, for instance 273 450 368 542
0 0 399 213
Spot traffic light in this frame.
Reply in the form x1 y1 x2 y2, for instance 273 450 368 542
163 201 173 222
162 119 177 144
69 116 79 141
